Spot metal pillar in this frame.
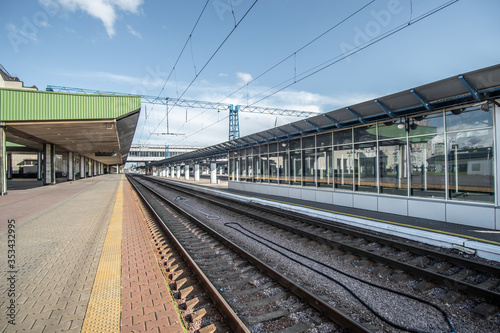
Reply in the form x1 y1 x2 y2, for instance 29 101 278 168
0 124 6 195
228 105 241 140
43 143 56 185
210 160 217 184
68 152 74 181
171 166 175 178
176 165 181 179
185 164 190 180
116 164 119 174
194 163 200 181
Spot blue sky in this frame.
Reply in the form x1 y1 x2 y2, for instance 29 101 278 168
1 0 499 147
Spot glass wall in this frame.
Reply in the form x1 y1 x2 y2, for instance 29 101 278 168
229 103 495 204
279 141 289 184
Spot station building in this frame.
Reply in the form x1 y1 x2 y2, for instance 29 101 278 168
0 66 141 195
153 64 500 230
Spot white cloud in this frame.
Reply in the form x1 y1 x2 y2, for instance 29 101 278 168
126 24 142 39
236 72 252 85
218 73 228 77
41 0 143 38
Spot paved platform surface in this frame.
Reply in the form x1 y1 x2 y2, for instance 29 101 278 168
1 175 183 333
157 176 500 261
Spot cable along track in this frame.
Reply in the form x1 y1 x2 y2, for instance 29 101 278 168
140 176 500 307
127 175 370 333
136 175 500 331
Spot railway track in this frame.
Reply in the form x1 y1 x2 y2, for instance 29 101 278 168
127 175 372 332
130 174 500 332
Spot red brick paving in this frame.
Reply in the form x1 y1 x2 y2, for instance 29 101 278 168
121 181 185 333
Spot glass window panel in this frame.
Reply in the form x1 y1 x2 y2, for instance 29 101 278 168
269 142 277 153
252 146 259 155
379 139 408 196
303 148 316 187
317 132 332 147
246 156 253 182
354 142 377 192
447 129 494 203
302 136 315 149
229 158 236 181
354 125 377 143
245 148 252 155
290 138 301 151
446 104 493 132
333 144 353 190
279 151 289 184
409 134 445 199
290 150 302 185
334 129 352 145
254 154 261 182
260 144 268 154
269 153 279 183
317 147 333 188
378 121 406 140
240 157 247 181
261 154 269 183
409 112 444 135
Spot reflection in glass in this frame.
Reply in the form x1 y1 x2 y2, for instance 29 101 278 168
409 135 445 199
354 125 377 143
447 129 494 203
254 154 261 182
269 153 279 183
240 156 247 182
317 147 333 188
354 142 377 193
446 104 493 132
261 154 269 183
334 144 353 190
334 129 352 145
303 148 315 187
246 156 253 182
379 139 408 196
279 151 289 184
378 121 406 140
290 150 302 186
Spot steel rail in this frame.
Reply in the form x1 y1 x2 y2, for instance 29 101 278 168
128 175 371 333
142 175 500 305
127 175 250 333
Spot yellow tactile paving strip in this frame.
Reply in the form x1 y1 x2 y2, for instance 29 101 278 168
81 176 124 332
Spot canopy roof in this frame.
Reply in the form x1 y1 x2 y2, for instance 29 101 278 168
152 64 500 165
0 88 141 164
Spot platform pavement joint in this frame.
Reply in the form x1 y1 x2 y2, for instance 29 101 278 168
0 175 121 333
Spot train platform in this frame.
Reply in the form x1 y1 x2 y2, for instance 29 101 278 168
156 176 500 262
0 175 184 333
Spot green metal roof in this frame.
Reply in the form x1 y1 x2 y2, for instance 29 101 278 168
0 88 141 121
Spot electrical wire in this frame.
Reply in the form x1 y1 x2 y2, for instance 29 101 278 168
224 222 456 333
247 0 459 107
218 0 375 104
146 0 260 144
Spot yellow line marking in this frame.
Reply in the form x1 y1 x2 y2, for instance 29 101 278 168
82 176 123 333
235 193 500 246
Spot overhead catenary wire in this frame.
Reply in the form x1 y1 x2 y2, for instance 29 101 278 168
146 0 260 144
218 0 375 105
247 0 459 107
